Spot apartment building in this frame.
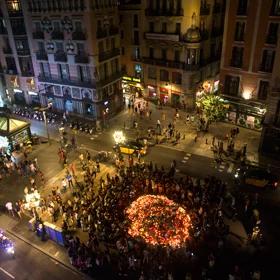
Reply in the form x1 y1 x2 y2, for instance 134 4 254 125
119 0 225 109
0 0 122 120
220 0 280 131
0 0 35 106
259 27 280 158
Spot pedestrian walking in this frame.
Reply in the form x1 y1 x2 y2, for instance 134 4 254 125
6 201 14 216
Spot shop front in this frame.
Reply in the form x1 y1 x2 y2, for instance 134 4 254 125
147 85 157 99
14 89 26 105
159 87 169 104
28 91 40 107
224 98 266 130
122 76 143 98
171 91 181 107
0 114 31 151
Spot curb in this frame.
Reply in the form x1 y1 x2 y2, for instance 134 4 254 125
6 228 86 278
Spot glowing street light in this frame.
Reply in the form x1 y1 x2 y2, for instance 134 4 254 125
113 130 126 144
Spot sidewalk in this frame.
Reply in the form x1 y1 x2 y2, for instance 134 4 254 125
0 214 88 278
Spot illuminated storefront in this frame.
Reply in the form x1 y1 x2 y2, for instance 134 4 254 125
122 76 143 97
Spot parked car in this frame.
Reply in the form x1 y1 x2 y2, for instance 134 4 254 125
234 166 279 189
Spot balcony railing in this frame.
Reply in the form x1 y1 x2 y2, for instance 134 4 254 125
36 51 48 60
51 31 64 40
32 31 44 39
38 74 96 89
99 48 120 62
6 68 18 75
75 53 89 64
230 59 243 68
21 70 34 77
145 8 184 16
7 10 23 17
259 64 273 73
72 31 86 40
97 71 123 87
3 47 12 54
142 57 200 71
200 4 210 15
12 27 26 35
54 51 67 62
266 35 277 45
17 49 30 56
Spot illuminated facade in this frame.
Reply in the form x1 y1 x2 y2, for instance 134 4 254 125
220 0 280 130
0 0 35 106
119 0 226 109
0 0 123 119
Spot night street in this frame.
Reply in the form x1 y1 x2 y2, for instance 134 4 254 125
0 232 85 280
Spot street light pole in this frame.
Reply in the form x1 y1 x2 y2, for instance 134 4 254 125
42 109 50 145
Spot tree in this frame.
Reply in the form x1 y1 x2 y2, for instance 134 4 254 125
196 91 227 130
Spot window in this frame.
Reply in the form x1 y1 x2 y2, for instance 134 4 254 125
74 21 82 32
78 65 91 82
122 47 125 55
234 22 245 41
135 47 140 59
55 42 64 52
38 41 45 51
58 64 69 80
53 21 60 32
98 41 104 53
261 50 275 72
266 23 278 44
162 22 167 33
134 31 139 45
275 100 280 126
39 62 50 78
121 30 124 39
231 47 243 68
133 15 138 28
237 0 247 15
271 0 280 15
148 67 157 79
161 49 167 60
15 39 28 50
175 23 181 34
34 22 42 32
160 69 169 81
172 72 182 84
6 0 21 12
174 50 180 62
149 22 154 32
224 75 240 96
258 81 269 100
149 47 154 58
119 15 123 23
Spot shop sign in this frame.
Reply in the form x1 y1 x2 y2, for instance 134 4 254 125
123 76 141 83
28 91 38 96
160 87 168 93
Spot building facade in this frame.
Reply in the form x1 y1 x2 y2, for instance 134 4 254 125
0 0 123 120
119 0 226 109
220 0 280 130
0 0 35 107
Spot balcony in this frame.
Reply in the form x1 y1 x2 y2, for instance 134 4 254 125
97 71 123 87
141 57 200 71
32 31 44 39
98 48 120 62
54 51 67 62
51 31 64 40
38 74 96 89
145 32 180 42
200 4 210 15
230 59 243 68
145 8 184 16
6 68 18 75
259 64 273 73
36 51 48 61
3 47 12 54
96 29 108 39
17 49 30 56
7 10 23 17
72 31 86 40
12 27 26 35
21 70 34 77
75 53 89 64
109 26 119 36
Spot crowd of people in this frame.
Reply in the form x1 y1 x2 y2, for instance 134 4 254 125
41 152 263 280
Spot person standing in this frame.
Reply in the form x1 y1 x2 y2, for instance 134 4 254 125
6 201 14 216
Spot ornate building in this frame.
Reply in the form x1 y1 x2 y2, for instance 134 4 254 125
0 0 123 119
119 0 225 109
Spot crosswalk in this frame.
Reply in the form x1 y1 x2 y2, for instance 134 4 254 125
181 153 192 163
